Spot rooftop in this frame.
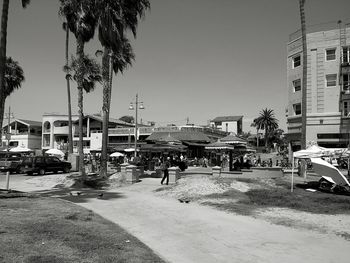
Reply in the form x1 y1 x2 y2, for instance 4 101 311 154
211 116 243 123
146 131 211 143
289 18 350 42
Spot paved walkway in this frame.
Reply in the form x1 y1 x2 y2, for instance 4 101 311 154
4 174 350 263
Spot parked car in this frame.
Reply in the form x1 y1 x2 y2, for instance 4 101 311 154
19 156 71 175
0 156 23 174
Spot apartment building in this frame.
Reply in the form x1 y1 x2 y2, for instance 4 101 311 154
286 21 350 150
2 119 42 150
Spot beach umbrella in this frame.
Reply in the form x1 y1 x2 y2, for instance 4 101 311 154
311 158 350 187
124 147 139 152
45 148 65 156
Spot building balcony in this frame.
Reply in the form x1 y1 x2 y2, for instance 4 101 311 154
53 126 69 134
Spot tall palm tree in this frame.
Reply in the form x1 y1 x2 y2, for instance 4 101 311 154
60 0 97 176
255 108 279 149
299 0 307 149
96 0 149 177
62 21 73 154
0 0 30 145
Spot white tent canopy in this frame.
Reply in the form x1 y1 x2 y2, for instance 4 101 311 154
293 145 327 158
9 146 32 152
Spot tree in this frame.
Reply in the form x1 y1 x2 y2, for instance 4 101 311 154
0 0 30 145
1 56 25 109
299 0 307 149
251 118 260 148
119 115 134 124
60 0 98 176
62 21 73 154
254 108 279 149
96 0 150 177
0 57 25 137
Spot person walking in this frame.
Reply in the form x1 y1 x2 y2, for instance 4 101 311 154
161 157 170 185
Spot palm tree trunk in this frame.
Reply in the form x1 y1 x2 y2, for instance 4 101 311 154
265 127 268 149
0 95 5 146
299 0 307 149
100 48 111 178
76 36 85 177
65 22 73 154
0 0 9 145
256 128 259 148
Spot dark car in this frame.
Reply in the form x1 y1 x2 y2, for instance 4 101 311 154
0 156 22 174
19 156 72 175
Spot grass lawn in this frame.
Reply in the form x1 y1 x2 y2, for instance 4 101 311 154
0 196 164 263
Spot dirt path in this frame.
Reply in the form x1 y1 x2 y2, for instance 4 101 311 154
72 178 349 263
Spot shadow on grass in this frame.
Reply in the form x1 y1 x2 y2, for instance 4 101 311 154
30 187 126 204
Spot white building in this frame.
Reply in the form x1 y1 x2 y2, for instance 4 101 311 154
2 119 42 150
209 116 243 135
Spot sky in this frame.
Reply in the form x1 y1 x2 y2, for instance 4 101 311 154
3 0 350 132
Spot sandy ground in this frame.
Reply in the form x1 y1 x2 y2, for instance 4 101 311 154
2 170 350 263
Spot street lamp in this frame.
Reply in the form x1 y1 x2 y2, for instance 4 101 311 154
129 94 145 157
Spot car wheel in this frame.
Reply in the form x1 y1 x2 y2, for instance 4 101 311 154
63 167 70 173
38 168 46 175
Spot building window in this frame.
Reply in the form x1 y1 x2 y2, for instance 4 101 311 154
326 74 337 87
293 103 301 115
343 74 350 93
343 101 350 117
292 55 301 68
293 79 301 92
326 48 336 61
342 46 350 63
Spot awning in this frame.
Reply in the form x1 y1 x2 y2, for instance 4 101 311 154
205 142 235 150
182 141 208 147
140 143 187 152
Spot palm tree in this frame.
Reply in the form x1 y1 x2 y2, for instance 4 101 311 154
62 21 73 154
254 108 279 149
299 0 307 149
0 0 30 145
60 0 97 176
96 0 149 177
98 38 135 177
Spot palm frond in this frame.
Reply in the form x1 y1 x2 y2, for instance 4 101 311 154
4 57 25 97
70 54 102 93
21 0 30 8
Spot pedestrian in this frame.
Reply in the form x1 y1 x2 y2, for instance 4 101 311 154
161 157 170 185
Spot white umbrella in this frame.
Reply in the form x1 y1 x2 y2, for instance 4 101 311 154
110 152 124 157
46 148 65 156
124 148 139 152
9 146 32 152
311 158 350 187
